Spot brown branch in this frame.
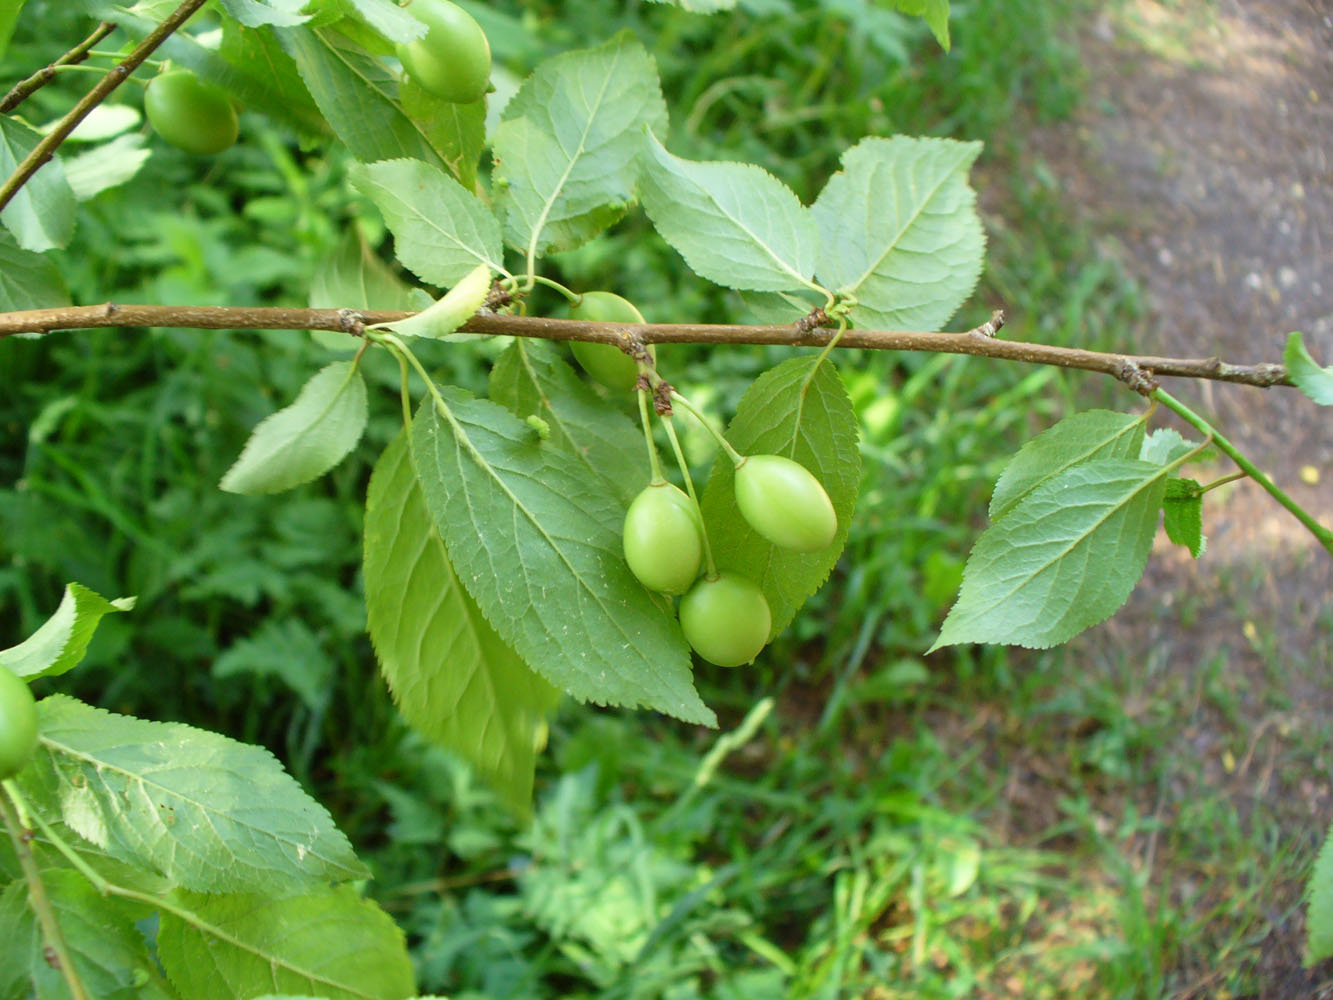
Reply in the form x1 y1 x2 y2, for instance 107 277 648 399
0 21 116 114
0 0 211 214
0 302 1295 389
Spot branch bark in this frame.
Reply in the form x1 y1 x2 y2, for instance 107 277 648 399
0 21 116 114
0 302 1293 390
0 0 211 213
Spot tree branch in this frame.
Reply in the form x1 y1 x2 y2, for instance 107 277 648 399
0 302 1294 390
0 21 116 114
0 0 211 213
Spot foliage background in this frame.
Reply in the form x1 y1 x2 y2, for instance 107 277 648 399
1 0 1327 996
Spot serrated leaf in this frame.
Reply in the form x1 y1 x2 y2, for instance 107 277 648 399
639 131 819 293
157 886 414 1000
1285 331 1333 406
1307 823 1333 963
370 262 491 340
410 389 714 725
0 871 174 1000
14 695 368 892
344 0 427 43
277 24 446 167
220 0 309 26
1163 477 1205 558
220 361 368 495
699 357 861 637
216 19 326 135
1139 427 1197 465
0 117 76 252
493 33 667 257
365 434 559 814
0 229 69 312
400 81 486 191
0 582 133 680
990 410 1145 521
350 158 504 287
488 340 646 506
812 135 984 331
932 459 1170 651
215 618 335 711
62 133 152 201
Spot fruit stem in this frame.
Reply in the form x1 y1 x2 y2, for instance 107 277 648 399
637 385 665 483
668 389 745 467
662 415 717 578
511 274 579 304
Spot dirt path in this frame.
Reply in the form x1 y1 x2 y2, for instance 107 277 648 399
1029 1 1332 994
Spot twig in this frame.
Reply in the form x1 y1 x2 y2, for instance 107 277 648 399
0 21 116 114
0 0 211 214
0 302 1296 389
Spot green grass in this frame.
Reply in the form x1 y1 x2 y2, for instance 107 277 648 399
2 0 1324 996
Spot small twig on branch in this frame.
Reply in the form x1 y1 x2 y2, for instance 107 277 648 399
0 0 211 214
0 302 1296 390
0 21 116 114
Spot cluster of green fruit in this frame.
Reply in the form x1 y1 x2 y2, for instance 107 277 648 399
143 0 490 156
571 293 837 669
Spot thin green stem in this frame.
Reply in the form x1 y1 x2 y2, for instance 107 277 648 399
662 416 716 579
0 783 91 1000
522 275 580 304
1200 471 1247 493
637 388 665 483
669 389 744 467
392 346 413 433
1153 388 1333 554
3 783 109 894
380 332 450 415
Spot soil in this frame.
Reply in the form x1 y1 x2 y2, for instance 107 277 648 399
1022 1 1333 995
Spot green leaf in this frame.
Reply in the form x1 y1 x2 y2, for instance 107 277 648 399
401 82 486 191
411 390 714 725
0 871 174 1000
811 135 984 331
699 357 861 637
989 410 1145 521
15 695 368 892
220 0 309 27
277 24 446 167
220 361 368 495
1163 477 1205 558
884 0 951 49
310 227 417 312
931 459 1170 651
493 33 667 257
62 134 152 201
1285 331 1333 405
1307 822 1333 963
0 0 25 60
0 582 134 680
370 262 491 340
157 886 414 1000
215 618 335 711
0 229 69 312
0 117 76 252
350 158 504 287
365 434 559 814
1139 427 1198 465
343 0 427 43
639 131 818 293
646 0 737 10
216 19 327 135
489 340 646 506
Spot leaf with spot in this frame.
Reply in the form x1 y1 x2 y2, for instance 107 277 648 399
489 339 647 506
410 389 713 725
